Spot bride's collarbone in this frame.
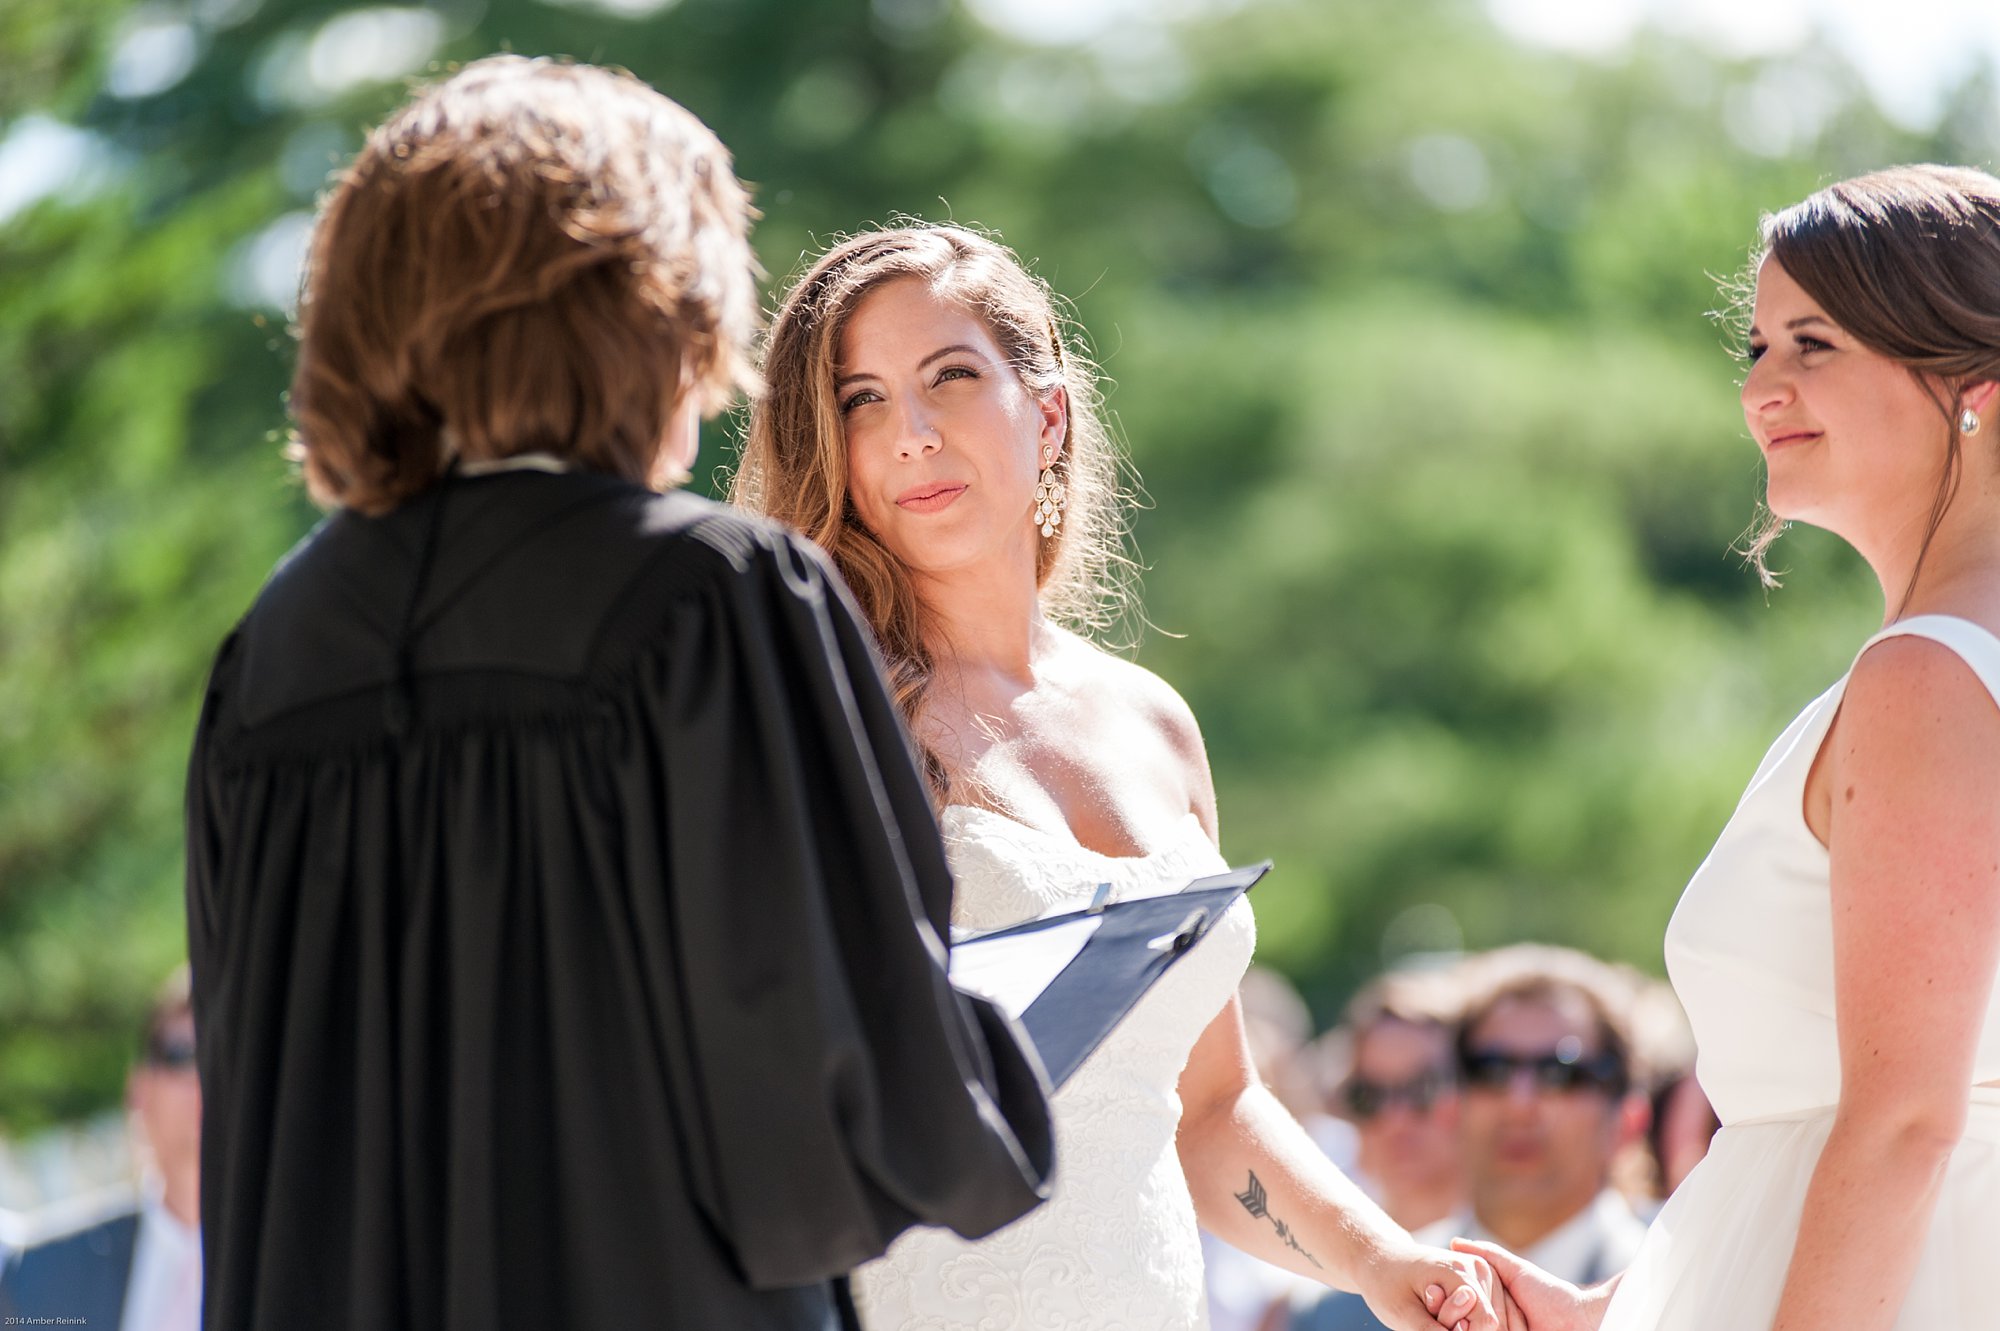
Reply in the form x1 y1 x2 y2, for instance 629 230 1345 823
925 650 1202 854
946 743 1196 860
962 792 1185 861
928 682 1144 778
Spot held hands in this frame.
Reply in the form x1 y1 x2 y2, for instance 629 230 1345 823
1440 1239 1606 1331
1362 1243 1508 1331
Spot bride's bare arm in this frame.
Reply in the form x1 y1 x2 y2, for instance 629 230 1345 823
1142 675 1498 1331
1175 997 1501 1331
1773 640 2000 1331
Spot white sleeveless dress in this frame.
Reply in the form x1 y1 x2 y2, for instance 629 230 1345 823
1602 615 2000 1330
852 805 1257 1331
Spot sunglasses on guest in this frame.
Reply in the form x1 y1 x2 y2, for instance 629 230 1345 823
1342 1068 1456 1120
1458 1043 1626 1097
144 1035 198 1071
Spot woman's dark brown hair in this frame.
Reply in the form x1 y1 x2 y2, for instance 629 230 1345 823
289 55 760 513
1743 165 2000 600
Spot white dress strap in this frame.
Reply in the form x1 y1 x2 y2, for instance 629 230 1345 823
1857 613 2000 711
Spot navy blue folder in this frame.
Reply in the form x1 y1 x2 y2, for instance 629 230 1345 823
951 862 1271 1089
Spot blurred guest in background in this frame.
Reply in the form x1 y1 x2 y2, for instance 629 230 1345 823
1445 947 1650 1282
1644 1073 1718 1204
1333 968 1468 1233
1290 945 1648 1331
1621 975 1717 1213
0 969 201 1330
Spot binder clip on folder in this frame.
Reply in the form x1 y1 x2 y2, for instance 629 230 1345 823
948 862 1272 1090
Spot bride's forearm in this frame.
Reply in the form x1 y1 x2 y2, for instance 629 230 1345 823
1178 1081 1407 1290
1770 1112 1957 1331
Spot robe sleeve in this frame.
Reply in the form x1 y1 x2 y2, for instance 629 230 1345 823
655 519 1055 1289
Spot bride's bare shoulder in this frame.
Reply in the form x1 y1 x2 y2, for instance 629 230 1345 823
1045 627 1195 725
1046 629 1216 825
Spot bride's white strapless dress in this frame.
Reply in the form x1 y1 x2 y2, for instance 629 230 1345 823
1602 615 2000 1329
852 804 1256 1331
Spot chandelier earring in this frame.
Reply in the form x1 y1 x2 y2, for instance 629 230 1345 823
1960 406 1983 436
1035 445 1065 539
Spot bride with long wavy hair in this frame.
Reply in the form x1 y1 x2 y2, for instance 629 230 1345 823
733 223 1500 1331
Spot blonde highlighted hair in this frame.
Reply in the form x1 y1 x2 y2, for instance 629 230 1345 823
288 54 761 513
731 224 1133 794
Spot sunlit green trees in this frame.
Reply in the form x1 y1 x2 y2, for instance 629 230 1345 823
2 0 1984 1126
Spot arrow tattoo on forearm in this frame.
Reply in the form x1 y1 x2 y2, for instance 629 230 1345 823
1235 1171 1323 1270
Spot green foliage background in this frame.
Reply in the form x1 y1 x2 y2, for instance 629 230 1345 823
3 0 1993 1130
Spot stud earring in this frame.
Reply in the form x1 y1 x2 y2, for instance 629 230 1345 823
1036 447 1065 539
1961 407 1983 436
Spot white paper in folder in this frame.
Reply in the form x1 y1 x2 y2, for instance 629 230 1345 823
949 915 1103 1021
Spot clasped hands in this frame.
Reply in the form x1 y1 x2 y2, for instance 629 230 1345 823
1411 1238 1606 1331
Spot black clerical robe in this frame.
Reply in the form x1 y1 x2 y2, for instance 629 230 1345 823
184 471 1054 1330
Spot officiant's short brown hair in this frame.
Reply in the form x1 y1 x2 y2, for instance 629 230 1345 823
288 55 760 514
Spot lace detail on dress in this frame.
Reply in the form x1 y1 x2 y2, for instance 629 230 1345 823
853 807 1256 1331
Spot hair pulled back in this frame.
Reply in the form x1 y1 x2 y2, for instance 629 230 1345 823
1743 165 2000 597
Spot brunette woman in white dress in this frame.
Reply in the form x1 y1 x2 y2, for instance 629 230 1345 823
1459 166 2000 1330
732 225 1502 1331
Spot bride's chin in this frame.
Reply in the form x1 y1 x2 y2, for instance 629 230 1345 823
1762 486 1842 530
1761 482 1810 524
881 540 977 582
887 535 1030 583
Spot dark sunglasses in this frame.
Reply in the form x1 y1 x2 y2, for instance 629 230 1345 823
145 1037 197 1071
1343 1069 1454 1121
1459 1046 1625 1096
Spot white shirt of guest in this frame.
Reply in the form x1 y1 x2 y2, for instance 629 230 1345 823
1420 1190 1648 1287
120 1194 201 1331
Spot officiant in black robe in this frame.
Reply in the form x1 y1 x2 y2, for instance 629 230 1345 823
184 57 1053 1331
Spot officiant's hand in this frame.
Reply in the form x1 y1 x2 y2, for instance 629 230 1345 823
1444 1239 1612 1331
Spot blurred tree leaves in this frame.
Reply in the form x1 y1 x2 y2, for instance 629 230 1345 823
2 0 1987 1127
